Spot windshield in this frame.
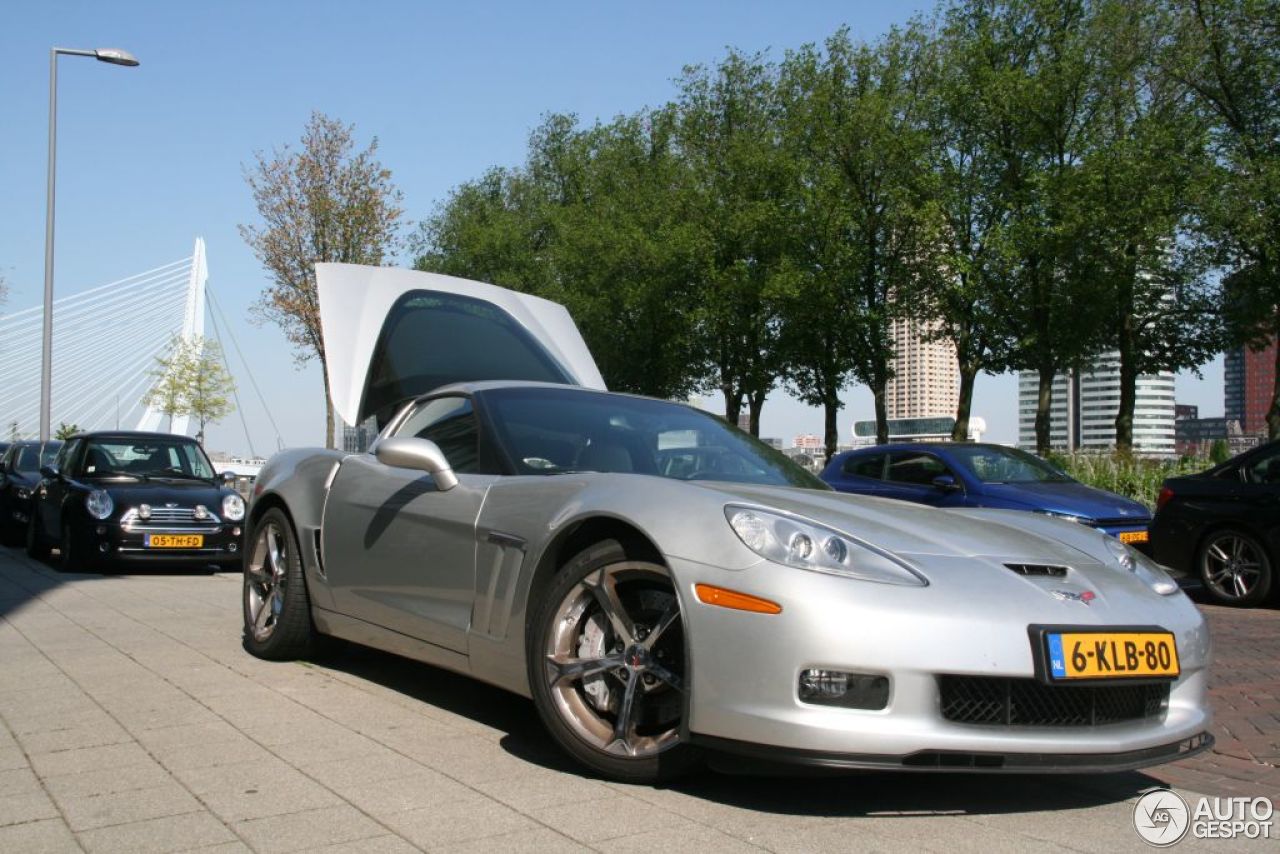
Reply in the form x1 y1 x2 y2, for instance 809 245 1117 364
946 445 1074 484
81 438 216 480
482 387 828 490
14 443 61 474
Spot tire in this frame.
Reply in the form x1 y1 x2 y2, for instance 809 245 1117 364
242 507 319 660
59 521 101 573
527 539 698 783
25 514 50 562
1197 528 1273 607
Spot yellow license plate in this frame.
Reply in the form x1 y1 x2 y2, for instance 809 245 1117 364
146 534 203 549
1118 530 1149 544
1046 631 1179 680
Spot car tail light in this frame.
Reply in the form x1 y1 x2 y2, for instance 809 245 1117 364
1156 486 1174 512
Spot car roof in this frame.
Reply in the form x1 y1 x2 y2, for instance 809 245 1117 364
72 431 198 442
843 442 1005 455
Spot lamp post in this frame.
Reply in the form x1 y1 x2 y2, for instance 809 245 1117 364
40 47 139 443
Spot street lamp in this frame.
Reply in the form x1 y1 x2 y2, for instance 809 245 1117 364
40 47 139 443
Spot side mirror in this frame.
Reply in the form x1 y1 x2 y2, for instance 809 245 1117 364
40 464 60 480
375 437 458 492
220 471 236 485
932 474 961 492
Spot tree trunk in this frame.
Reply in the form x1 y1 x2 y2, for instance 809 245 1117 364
952 361 978 442
1113 249 1138 454
823 393 840 464
1269 328 1280 441
1035 364 1056 456
321 357 335 450
747 390 766 438
722 380 742 430
872 381 889 445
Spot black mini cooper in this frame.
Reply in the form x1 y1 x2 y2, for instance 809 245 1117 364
26 431 245 571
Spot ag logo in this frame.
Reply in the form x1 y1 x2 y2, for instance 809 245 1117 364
1133 789 1190 846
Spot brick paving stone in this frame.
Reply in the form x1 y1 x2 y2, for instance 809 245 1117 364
2 544 1279 854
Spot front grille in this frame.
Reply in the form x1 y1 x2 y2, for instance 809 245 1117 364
1094 517 1149 528
146 507 198 523
1005 563 1068 578
121 506 222 528
939 676 1167 727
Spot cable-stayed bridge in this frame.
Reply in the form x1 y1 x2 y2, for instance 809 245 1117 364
0 239 211 439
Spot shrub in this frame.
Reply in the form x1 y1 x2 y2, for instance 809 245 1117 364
1044 452 1209 510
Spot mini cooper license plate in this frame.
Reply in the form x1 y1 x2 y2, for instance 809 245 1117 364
146 534 203 549
1045 631 1179 680
1118 530 1149 544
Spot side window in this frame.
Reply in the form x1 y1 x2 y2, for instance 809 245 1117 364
392 396 480 474
885 451 948 486
56 440 81 475
842 454 885 479
1246 447 1280 484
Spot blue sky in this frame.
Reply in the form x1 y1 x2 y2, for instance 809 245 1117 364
1 1 1223 454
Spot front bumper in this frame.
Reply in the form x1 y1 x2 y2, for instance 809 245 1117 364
93 520 244 565
671 552 1211 771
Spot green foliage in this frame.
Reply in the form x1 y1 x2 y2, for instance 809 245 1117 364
1047 451 1209 508
142 336 237 441
1209 438 1231 464
54 422 80 441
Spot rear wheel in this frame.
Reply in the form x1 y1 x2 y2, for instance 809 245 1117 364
242 508 317 659
1197 528 1273 607
528 539 697 783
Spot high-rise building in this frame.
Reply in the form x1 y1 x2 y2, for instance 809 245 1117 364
1017 354 1176 453
885 316 958 419
342 418 378 453
1224 340 1276 434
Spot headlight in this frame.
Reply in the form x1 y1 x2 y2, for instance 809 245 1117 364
85 490 114 520
15 487 31 499
1103 535 1179 595
1034 509 1093 525
725 505 927 587
222 493 245 522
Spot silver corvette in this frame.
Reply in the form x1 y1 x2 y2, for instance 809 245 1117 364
242 264 1212 782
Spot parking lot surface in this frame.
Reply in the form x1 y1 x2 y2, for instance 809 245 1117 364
0 546 1275 853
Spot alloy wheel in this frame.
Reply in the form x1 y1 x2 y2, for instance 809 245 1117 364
1202 533 1265 602
245 521 288 641
543 561 684 759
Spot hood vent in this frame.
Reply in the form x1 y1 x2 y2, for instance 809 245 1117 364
1005 563 1068 578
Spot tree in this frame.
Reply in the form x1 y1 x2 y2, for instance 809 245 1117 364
1164 0 1280 438
143 335 190 431
185 339 237 444
142 336 237 441
240 112 403 448
1080 0 1221 452
54 423 80 441
674 50 793 435
1209 437 1230 463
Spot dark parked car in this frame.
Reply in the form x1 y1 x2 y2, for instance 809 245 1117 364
0 441 62 545
26 431 245 571
1150 440 1280 606
820 443 1152 546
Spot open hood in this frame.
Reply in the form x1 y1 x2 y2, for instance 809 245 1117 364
316 264 606 426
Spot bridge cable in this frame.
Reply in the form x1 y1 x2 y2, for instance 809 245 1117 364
203 288 258 458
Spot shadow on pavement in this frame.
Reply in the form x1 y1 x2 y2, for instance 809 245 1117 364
0 544 224 620
320 641 1167 817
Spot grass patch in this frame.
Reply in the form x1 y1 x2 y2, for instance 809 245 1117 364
1045 452 1210 509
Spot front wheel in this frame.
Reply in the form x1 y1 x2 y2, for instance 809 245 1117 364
1197 528 1273 607
528 539 697 783
242 508 318 659
59 521 101 573
25 515 50 562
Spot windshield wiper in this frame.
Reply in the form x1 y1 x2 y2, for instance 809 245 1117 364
93 469 146 481
148 467 211 481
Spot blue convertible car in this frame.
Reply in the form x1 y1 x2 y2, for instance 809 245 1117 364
820 443 1152 547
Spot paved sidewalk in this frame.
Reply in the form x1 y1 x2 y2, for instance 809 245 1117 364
0 547 1274 853
1147 600 1280 803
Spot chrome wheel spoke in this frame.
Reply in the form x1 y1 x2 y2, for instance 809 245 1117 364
1206 543 1230 564
546 653 623 686
253 595 273 631
610 671 641 753
642 602 680 651
1233 573 1250 598
646 660 683 692
585 569 636 646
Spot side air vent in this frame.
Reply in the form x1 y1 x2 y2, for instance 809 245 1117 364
1005 563 1068 578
